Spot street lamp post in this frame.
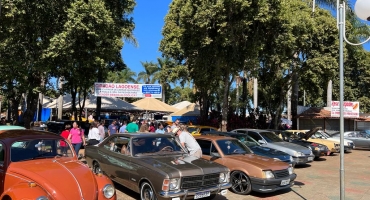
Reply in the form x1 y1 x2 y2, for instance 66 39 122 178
314 0 370 199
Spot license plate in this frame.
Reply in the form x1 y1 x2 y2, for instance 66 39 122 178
308 156 313 161
194 191 210 199
281 179 290 186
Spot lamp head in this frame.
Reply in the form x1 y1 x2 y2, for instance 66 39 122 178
355 0 370 21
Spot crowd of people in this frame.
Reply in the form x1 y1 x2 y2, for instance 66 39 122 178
58 118 203 159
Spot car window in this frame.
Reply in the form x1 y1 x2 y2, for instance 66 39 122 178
259 132 284 143
247 132 262 142
216 139 251 155
236 130 247 134
132 136 184 156
187 127 198 133
11 139 73 162
237 135 259 147
196 139 212 156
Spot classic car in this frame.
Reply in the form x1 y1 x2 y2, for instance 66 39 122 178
0 126 115 200
313 130 355 152
283 128 340 155
85 133 231 200
278 129 331 159
201 131 294 165
231 129 314 165
187 125 218 136
195 135 296 195
330 131 370 149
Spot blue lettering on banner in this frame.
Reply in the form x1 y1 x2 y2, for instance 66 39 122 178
142 85 162 94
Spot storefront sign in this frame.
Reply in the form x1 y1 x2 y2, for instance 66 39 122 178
94 83 162 98
331 101 359 118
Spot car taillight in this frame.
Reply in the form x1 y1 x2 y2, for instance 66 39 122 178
311 143 318 147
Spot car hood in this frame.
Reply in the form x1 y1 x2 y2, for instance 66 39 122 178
250 146 291 161
325 137 354 145
267 142 312 155
226 154 290 171
137 155 227 178
8 158 97 200
302 127 322 140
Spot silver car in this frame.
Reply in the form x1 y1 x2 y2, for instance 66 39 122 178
331 131 369 149
231 129 314 165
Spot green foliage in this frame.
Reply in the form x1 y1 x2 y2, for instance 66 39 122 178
106 68 137 83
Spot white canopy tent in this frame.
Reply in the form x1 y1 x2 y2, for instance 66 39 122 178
172 101 193 110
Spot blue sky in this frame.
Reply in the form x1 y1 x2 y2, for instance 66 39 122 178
121 0 370 76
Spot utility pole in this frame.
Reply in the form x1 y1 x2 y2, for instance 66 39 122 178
57 77 64 120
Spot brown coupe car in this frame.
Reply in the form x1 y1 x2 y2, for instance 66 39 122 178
85 133 232 200
195 135 296 195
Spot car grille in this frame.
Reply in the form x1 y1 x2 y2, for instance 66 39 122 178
181 173 219 189
273 169 289 179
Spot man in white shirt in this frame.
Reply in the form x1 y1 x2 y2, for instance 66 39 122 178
172 125 202 158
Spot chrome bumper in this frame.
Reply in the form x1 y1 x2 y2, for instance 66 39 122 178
158 183 231 199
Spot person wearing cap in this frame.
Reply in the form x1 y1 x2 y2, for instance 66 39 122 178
172 125 202 158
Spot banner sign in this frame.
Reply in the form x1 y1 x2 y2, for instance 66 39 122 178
331 101 359 118
94 83 162 98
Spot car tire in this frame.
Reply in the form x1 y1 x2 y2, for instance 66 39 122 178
93 162 102 174
230 171 252 195
140 182 157 200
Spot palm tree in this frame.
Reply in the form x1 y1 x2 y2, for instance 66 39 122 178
137 61 159 84
154 57 176 102
106 68 137 83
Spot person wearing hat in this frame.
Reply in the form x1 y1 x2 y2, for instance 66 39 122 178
172 125 202 158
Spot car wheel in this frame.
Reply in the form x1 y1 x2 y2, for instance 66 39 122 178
140 182 157 200
230 171 252 195
93 162 102 174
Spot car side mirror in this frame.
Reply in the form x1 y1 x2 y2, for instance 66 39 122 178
210 152 220 158
258 140 266 144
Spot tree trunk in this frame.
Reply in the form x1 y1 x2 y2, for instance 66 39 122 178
23 91 39 129
221 74 230 131
199 90 209 124
291 72 299 130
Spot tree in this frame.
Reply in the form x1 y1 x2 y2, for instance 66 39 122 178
106 68 137 83
160 0 256 125
137 61 159 84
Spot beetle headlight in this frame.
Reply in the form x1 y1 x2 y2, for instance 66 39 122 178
263 170 275 179
102 184 115 198
288 166 294 175
169 179 179 190
36 197 48 200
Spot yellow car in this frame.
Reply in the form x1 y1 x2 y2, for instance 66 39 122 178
284 128 340 154
187 125 218 136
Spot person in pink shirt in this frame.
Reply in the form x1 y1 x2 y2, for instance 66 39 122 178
68 121 86 159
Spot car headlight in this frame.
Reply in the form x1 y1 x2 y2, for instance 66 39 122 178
294 151 305 157
219 173 227 183
288 166 294 175
290 156 294 162
169 179 179 190
36 197 48 200
102 184 115 199
263 170 275 179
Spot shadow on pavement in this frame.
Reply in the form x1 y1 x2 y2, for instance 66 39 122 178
291 188 308 200
293 181 305 187
294 164 311 169
314 157 327 161
114 182 139 199
250 188 292 198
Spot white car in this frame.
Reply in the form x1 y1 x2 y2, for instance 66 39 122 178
314 130 354 152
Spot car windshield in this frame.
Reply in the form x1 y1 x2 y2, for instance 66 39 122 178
321 132 331 138
235 135 260 147
216 139 251 155
259 132 284 143
132 136 185 156
187 127 198 133
11 139 73 162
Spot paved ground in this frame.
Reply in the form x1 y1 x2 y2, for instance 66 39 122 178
81 149 370 200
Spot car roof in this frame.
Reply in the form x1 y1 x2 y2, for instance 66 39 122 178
232 129 273 133
0 129 60 140
195 135 236 140
112 133 174 138
0 125 26 130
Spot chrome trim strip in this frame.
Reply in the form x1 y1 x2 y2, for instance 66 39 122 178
54 160 85 200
